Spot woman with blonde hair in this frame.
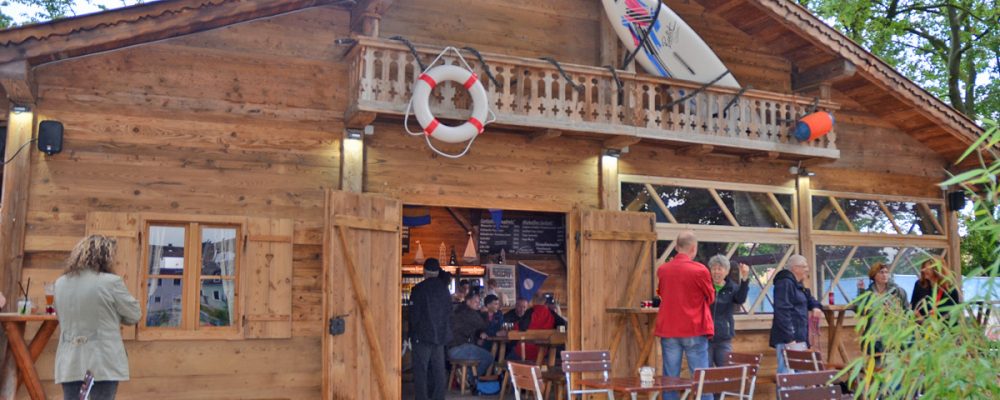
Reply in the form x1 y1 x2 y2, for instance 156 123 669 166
54 235 141 400
910 256 960 319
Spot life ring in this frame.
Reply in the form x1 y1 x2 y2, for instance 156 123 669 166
411 65 489 144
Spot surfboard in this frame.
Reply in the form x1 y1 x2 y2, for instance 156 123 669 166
602 0 741 88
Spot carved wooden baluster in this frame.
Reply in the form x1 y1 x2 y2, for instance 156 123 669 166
644 84 656 128
360 47 376 101
546 70 558 119
714 93 726 136
393 51 408 103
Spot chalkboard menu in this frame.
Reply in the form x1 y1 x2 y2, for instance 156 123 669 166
401 226 410 254
478 211 565 256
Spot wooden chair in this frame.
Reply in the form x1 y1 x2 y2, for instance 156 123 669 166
508 361 545 400
682 364 748 400
558 350 614 400
776 370 841 400
500 330 561 399
448 358 480 395
725 352 762 399
782 348 827 372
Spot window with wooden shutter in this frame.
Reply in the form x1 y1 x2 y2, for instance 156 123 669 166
85 212 141 340
243 217 293 339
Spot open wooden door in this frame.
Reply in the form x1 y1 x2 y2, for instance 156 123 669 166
573 209 656 375
323 190 402 399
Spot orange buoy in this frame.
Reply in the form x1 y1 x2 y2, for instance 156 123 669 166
794 111 834 142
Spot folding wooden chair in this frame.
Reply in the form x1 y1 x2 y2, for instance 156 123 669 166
559 350 615 399
776 370 841 400
682 364 748 400
725 352 762 399
508 361 545 400
782 348 827 372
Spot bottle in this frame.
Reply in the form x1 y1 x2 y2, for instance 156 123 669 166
449 246 458 266
499 248 506 264
828 291 835 305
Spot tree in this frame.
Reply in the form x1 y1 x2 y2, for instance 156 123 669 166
0 1 146 29
961 213 1000 275
798 0 1000 121
844 120 999 399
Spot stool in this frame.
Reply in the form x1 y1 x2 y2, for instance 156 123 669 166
448 359 479 395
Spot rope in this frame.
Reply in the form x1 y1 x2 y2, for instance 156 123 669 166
540 57 584 93
389 36 427 71
721 86 751 118
462 47 500 87
656 69 732 111
621 0 662 71
606 65 624 105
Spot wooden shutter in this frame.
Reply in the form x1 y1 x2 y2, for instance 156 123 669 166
575 210 655 374
324 190 401 400
85 212 141 340
243 217 294 339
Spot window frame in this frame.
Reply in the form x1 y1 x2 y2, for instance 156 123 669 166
138 214 245 341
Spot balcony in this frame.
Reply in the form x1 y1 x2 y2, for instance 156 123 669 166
345 37 840 161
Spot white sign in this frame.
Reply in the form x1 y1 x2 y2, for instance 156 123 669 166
487 264 516 307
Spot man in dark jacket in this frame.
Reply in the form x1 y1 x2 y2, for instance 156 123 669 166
447 292 493 376
708 256 750 367
409 259 452 400
769 255 823 373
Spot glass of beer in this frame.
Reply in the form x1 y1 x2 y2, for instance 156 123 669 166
44 283 55 315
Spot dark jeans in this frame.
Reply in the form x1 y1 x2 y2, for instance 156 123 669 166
62 380 118 400
412 341 446 400
708 339 733 367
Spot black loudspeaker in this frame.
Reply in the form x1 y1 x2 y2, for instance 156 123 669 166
37 120 63 155
947 190 967 211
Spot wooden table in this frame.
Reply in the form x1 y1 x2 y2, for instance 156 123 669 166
486 335 512 375
578 376 692 400
497 330 565 400
821 305 853 365
607 308 659 371
0 313 59 400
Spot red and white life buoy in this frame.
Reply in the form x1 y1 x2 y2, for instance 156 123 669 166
411 65 489 144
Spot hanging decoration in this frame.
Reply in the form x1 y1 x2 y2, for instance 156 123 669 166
462 232 478 263
489 209 503 230
404 46 497 159
438 242 447 262
403 205 432 227
413 240 425 264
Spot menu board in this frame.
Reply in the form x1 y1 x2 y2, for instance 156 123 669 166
401 226 410 254
478 211 565 256
486 264 516 307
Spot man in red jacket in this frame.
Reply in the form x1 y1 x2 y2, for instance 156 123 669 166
655 231 715 400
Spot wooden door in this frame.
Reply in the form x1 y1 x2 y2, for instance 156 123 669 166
575 209 656 375
323 190 402 400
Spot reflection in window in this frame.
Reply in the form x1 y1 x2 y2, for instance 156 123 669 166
148 226 186 275
813 196 943 235
200 280 234 327
146 278 182 327
622 182 794 228
201 227 237 276
815 245 944 304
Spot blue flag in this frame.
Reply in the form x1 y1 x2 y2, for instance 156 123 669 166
516 262 548 301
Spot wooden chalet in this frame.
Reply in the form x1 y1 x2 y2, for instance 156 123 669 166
0 0 984 398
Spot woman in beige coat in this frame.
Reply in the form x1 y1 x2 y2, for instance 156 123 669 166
55 235 141 400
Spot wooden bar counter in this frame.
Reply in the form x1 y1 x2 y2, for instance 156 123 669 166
0 313 59 400
606 308 659 371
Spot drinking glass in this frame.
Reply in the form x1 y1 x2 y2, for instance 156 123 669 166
44 283 55 315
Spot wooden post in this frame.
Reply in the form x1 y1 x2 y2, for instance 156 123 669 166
340 131 364 193
600 152 620 210
796 175 817 293
946 209 962 294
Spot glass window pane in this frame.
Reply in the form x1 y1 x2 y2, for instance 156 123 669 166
148 226 186 275
621 183 670 223
724 190 793 228
815 245 944 304
146 278 182 327
199 279 235 327
884 201 943 235
813 197 942 236
731 243 793 314
201 227 238 276
655 185 728 225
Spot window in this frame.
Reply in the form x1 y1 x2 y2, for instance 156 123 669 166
623 175 799 316
143 222 240 335
812 192 944 236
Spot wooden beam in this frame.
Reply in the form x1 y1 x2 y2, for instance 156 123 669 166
0 0 343 65
351 0 395 35
530 129 562 143
600 153 620 210
339 133 364 193
644 183 678 224
0 61 35 104
674 144 714 157
708 188 740 227
793 59 857 92
603 135 641 150
445 207 473 233
741 151 779 163
796 175 817 293
344 105 377 129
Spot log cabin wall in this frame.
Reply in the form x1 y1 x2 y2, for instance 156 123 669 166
4 0 959 398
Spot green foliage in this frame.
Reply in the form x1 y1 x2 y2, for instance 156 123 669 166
843 120 1000 399
798 0 1000 121
961 214 999 276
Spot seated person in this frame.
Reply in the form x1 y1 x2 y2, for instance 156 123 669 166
503 298 532 331
513 293 566 362
480 294 504 351
447 293 493 376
